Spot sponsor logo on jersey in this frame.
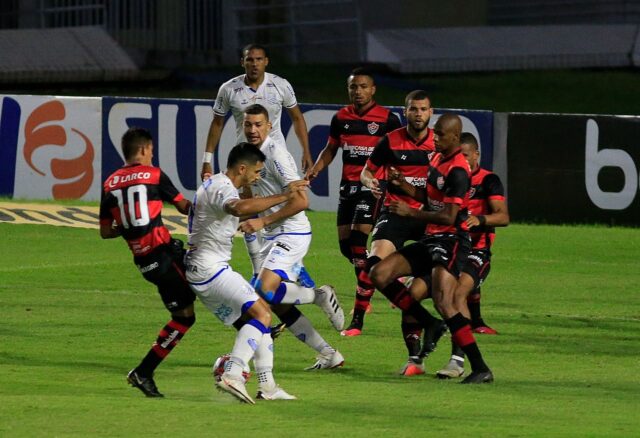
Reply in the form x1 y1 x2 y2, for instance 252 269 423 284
405 176 427 187
367 122 379 134
469 186 477 198
108 171 152 188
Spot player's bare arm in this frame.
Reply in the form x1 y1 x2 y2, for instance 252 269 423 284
225 180 308 218
390 201 460 226
467 198 510 228
239 181 309 233
99 222 122 239
387 166 427 203
286 105 313 172
305 140 339 181
201 114 225 180
360 164 383 198
174 199 192 215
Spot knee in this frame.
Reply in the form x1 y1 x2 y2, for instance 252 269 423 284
254 301 272 326
173 314 196 328
369 263 388 288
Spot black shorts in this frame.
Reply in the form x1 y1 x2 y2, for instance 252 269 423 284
134 239 196 312
371 208 426 249
461 248 492 289
336 183 381 227
398 234 471 278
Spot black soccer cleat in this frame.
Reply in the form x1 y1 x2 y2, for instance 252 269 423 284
460 370 494 384
420 320 447 358
270 322 287 340
127 369 164 397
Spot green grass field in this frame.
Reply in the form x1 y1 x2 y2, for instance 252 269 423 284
1 213 639 437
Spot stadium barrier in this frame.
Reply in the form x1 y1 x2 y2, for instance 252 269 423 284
0 94 493 212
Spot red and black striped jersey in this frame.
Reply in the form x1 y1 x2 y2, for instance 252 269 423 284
366 127 435 209
99 163 185 257
328 103 401 184
425 149 471 236
469 167 505 250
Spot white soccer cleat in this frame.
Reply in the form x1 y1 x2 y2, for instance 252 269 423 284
436 358 465 379
216 373 255 404
305 350 345 371
256 386 297 400
314 285 345 331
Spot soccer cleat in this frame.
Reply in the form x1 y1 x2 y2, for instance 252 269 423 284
305 350 345 370
314 285 345 331
436 359 465 379
270 322 287 340
398 360 425 376
473 325 498 335
127 369 164 398
460 370 494 384
298 266 316 288
420 320 448 357
216 373 255 404
340 326 362 337
256 386 297 400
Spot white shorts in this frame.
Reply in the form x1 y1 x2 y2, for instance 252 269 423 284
188 265 259 326
257 232 311 282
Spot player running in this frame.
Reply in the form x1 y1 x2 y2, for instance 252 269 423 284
100 127 195 398
240 104 346 370
186 143 308 403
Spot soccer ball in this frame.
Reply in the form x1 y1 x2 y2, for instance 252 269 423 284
212 353 251 383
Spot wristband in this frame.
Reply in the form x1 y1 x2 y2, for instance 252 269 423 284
477 215 487 226
202 152 213 164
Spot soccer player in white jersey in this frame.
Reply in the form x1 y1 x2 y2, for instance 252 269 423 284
201 43 314 286
239 104 346 370
185 143 308 403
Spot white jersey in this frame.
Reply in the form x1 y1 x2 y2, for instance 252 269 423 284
252 137 311 237
185 173 240 283
214 72 297 146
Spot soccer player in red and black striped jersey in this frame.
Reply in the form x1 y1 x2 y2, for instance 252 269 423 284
354 90 444 347
99 127 195 397
371 114 494 384
436 132 509 379
306 67 401 336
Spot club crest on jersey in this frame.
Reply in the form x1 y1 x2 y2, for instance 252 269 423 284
367 122 379 134
437 176 445 189
470 187 477 197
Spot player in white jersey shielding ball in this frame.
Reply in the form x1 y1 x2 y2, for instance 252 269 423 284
186 143 308 403
239 104 346 370
202 43 315 287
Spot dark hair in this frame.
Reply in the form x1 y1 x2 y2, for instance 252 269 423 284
227 142 266 168
241 43 269 58
121 127 152 160
460 132 479 149
404 90 430 108
349 67 375 84
244 104 270 120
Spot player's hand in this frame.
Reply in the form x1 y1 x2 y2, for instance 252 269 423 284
239 217 265 233
388 166 406 186
389 200 412 217
301 154 314 174
286 180 310 197
201 162 213 181
304 166 319 181
369 178 383 199
466 215 480 228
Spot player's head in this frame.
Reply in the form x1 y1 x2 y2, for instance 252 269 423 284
460 132 480 170
348 67 376 109
226 142 266 186
121 127 153 165
241 44 269 81
433 114 462 155
404 90 432 133
243 104 272 147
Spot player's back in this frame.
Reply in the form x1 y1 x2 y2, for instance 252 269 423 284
101 164 174 256
469 167 505 250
